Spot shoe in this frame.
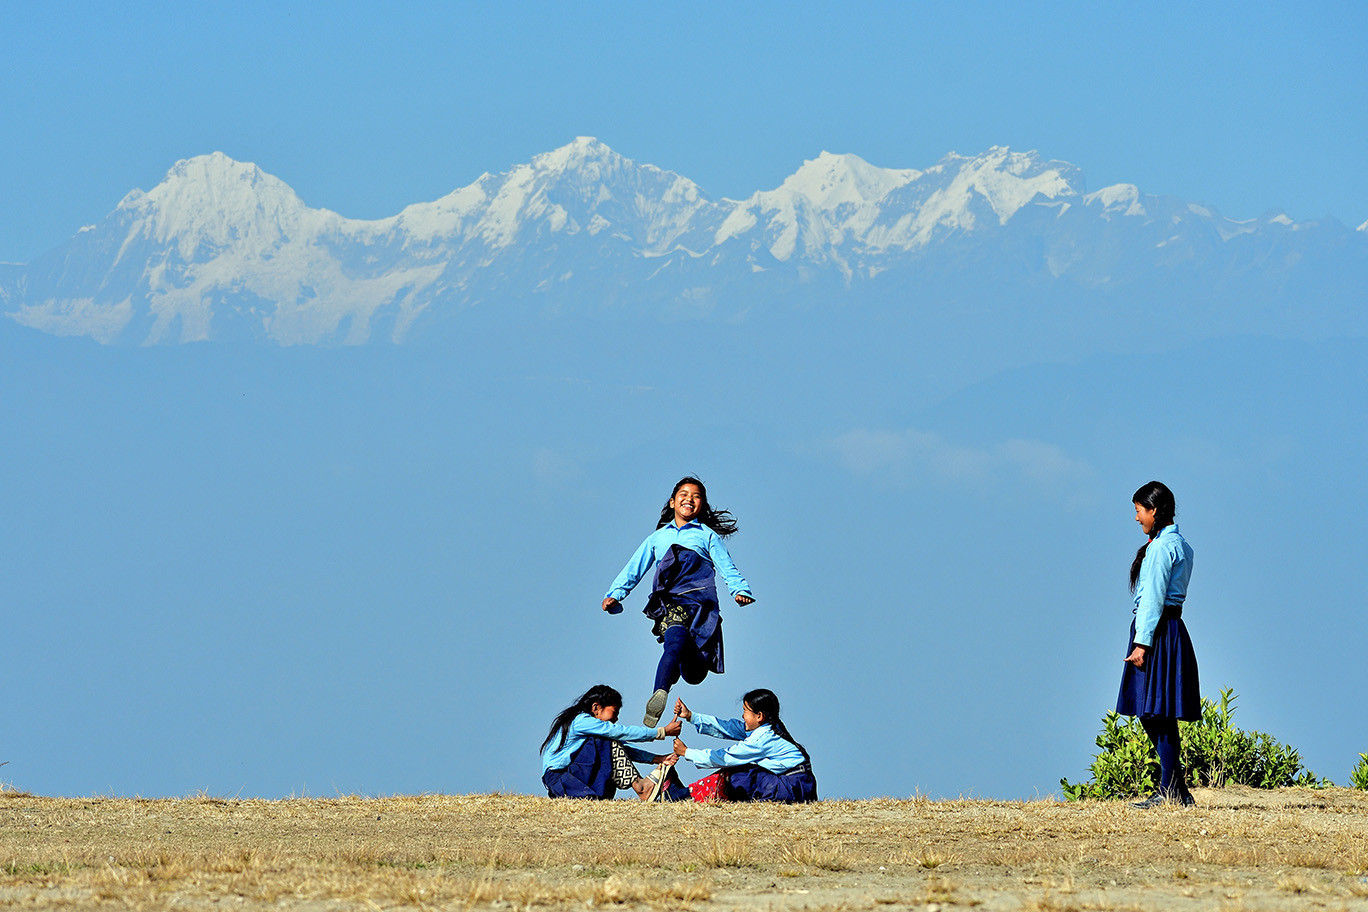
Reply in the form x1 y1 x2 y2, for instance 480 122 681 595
644 764 668 802
1130 789 1191 809
644 689 669 726
1129 792 1169 809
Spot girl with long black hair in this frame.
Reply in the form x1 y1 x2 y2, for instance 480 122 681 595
1116 481 1201 807
602 477 755 726
666 689 817 803
540 684 684 799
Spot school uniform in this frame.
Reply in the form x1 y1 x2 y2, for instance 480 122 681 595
541 715 665 799
682 714 817 803
1116 524 1201 721
606 521 752 691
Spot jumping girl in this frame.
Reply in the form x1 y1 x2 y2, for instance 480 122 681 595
602 477 754 726
1116 481 1201 807
668 689 817 803
540 684 683 800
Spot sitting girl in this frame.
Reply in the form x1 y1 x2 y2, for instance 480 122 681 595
669 688 817 803
540 684 684 799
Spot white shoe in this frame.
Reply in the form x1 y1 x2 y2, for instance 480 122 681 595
643 689 669 726
645 764 668 802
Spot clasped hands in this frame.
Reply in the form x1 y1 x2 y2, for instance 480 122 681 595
670 697 692 756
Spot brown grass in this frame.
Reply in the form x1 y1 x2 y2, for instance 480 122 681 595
1 787 1366 909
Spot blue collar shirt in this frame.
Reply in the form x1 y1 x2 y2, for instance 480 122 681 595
1132 523 1194 648
681 713 806 773
606 520 752 603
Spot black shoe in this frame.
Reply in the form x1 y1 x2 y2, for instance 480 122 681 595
1177 788 1195 806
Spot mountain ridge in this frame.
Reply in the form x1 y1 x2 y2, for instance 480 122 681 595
3 138 1363 346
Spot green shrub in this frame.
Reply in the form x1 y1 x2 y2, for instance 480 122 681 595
1351 754 1368 791
1060 688 1331 801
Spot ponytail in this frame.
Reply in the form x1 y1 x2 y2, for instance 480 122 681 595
742 688 810 764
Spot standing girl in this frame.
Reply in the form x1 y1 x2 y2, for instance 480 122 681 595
540 684 682 800
669 689 818 803
1116 481 1201 807
602 477 754 725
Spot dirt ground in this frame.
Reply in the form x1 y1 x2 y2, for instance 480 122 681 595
2 786 1366 911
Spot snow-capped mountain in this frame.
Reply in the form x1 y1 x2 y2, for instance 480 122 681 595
2 138 1364 345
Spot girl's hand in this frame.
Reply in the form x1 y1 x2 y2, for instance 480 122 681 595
1125 645 1147 668
660 753 679 768
672 738 687 757
734 594 754 606
661 718 683 737
602 597 622 613
674 698 692 721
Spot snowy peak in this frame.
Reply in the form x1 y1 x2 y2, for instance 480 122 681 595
120 152 317 259
778 152 920 210
927 146 1082 224
529 136 623 176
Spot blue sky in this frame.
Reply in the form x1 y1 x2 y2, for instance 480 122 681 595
2 3 1366 801
3 2 1365 263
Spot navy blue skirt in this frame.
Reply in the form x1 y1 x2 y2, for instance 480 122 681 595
723 762 818 803
543 737 615 799
1116 609 1201 721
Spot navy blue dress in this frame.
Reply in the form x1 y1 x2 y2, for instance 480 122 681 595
644 544 724 678
542 737 616 799
1116 607 1202 721
724 761 819 803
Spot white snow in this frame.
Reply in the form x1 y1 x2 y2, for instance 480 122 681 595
6 139 1329 345
1085 184 1147 217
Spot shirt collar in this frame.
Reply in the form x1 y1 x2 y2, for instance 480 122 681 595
668 519 703 531
1155 523 1180 539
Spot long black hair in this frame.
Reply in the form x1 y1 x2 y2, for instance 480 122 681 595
1129 480 1177 592
541 684 623 754
656 476 739 537
742 688 810 764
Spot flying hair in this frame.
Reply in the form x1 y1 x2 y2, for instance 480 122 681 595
656 476 740 537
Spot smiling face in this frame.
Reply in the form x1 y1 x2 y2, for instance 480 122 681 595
1134 502 1158 536
590 702 620 723
670 483 704 526
741 701 765 731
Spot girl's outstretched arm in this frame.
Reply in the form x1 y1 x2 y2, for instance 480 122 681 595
605 533 657 605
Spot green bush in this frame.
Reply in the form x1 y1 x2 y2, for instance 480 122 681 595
1351 754 1368 791
1061 688 1331 801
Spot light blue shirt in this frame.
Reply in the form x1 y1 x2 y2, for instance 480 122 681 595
605 520 752 603
540 713 663 773
682 713 806 772
1133 523 1193 647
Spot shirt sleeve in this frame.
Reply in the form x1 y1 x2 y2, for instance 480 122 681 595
684 730 771 769
705 532 752 598
1133 539 1177 647
606 532 657 602
690 713 748 741
573 715 661 744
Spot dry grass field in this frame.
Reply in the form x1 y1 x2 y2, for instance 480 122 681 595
3 786 1367 911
